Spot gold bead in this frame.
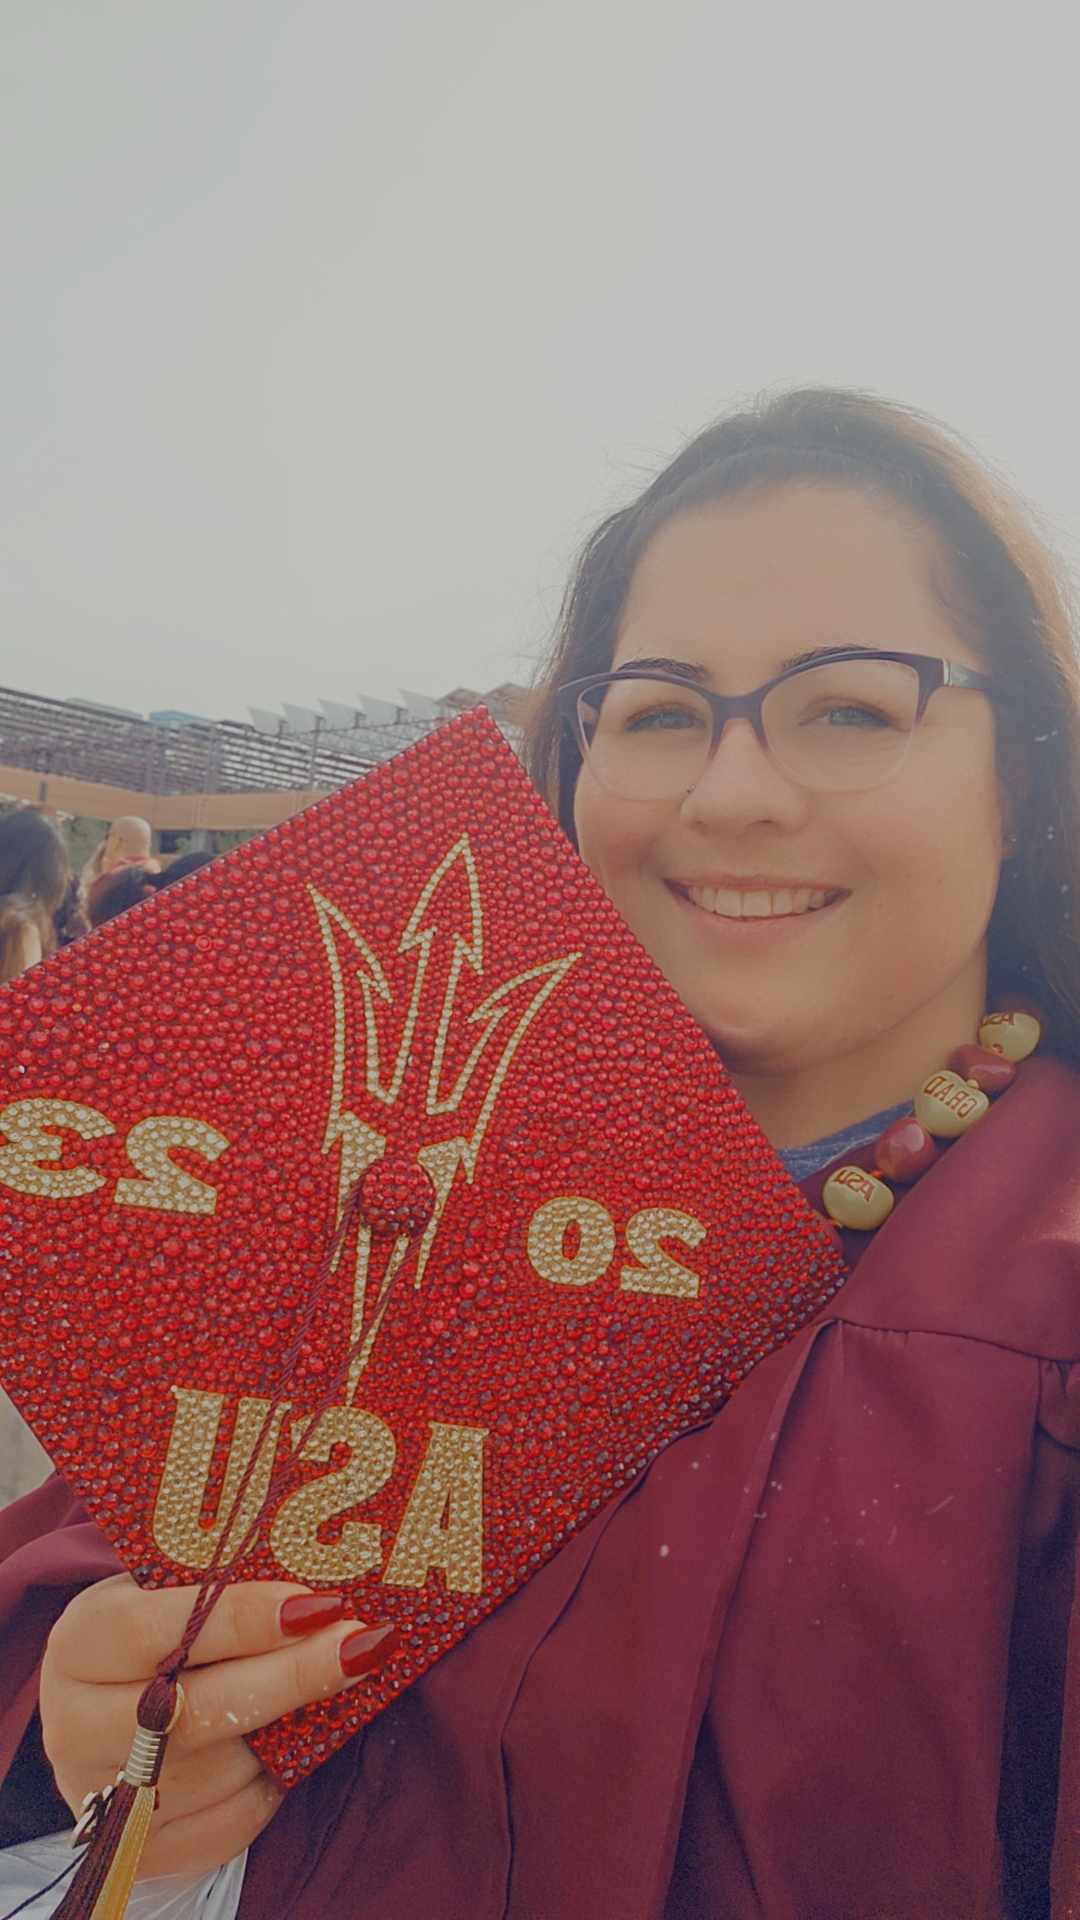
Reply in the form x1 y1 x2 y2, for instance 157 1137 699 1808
977 1010 1041 1062
822 1165 895 1231
914 1069 990 1138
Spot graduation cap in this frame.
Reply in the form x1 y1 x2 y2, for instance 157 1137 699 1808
0 710 844 1795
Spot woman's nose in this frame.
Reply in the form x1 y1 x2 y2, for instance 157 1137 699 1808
679 716 811 832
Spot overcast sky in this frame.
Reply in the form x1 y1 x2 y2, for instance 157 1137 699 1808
3 0 1078 724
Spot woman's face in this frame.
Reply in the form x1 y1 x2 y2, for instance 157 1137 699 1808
572 486 1008 1079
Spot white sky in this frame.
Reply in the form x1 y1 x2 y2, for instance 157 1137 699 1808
3 0 1078 723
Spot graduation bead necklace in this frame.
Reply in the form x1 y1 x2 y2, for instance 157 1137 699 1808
820 1008 1041 1233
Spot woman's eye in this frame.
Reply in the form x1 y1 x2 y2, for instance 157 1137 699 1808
808 703 894 730
623 705 703 732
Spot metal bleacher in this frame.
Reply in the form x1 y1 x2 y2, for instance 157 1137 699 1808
0 683 526 800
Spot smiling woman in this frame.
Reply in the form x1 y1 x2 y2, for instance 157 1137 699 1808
529 390 1080 1146
4 392 1080 1920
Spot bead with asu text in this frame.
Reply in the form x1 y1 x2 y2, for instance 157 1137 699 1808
976 1010 1041 1062
822 1164 895 1231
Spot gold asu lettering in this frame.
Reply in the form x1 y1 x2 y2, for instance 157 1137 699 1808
152 1387 290 1570
155 1389 488 1593
269 1407 395 1582
383 1421 487 1594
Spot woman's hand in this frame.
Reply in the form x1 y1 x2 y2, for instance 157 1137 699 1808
40 1574 397 1880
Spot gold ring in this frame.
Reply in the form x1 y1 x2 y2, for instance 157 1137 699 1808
165 1680 185 1733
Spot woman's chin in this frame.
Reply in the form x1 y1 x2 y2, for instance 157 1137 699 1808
691 1008 796 1074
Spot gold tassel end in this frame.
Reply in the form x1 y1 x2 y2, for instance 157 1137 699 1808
54 1678 184 1920
84 1785 158 1920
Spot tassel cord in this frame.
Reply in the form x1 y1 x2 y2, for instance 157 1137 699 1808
156 1181 374 1677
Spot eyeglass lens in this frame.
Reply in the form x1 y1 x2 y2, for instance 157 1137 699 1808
578 659 923 798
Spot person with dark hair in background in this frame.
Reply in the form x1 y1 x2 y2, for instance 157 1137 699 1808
87 851 216 928
150 851 216 888
0 810 73 1519
0 810 70 984
52 874 89 950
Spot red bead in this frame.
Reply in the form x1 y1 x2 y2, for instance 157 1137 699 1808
947 1043 1017 1095
874 1114 938 1183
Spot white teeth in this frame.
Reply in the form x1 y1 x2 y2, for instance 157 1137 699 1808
685 885 836 919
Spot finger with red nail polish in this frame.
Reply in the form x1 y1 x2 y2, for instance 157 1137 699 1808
338 1622 400 1679
279 1592 349 1636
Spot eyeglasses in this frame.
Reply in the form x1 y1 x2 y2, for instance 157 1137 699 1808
557 650 997 801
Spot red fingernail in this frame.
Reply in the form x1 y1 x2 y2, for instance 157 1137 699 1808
279 1593 349 1636
339 1622 400 1679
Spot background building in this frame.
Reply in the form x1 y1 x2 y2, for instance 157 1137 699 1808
0 680 531 855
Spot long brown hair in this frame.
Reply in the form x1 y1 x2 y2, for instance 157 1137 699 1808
525 387 1080 1058
0 809 68 983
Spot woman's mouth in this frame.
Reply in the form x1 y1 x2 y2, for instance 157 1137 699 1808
678 882 847 920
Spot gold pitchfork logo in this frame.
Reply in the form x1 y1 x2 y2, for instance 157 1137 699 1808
308 836 578 1394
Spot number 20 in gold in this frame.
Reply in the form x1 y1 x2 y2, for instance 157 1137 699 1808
526 1195 706 1297
0 1099 229 1215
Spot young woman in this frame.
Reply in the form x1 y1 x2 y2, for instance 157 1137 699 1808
0 811 70 984
2 389 1080 1919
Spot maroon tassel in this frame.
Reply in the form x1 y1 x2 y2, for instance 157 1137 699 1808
52 1676 182 1920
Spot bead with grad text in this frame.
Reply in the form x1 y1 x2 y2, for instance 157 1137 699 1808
822 1165 895 1231
913 1070 990 1139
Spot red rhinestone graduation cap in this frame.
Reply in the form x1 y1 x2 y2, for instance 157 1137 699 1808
0 710 845 1785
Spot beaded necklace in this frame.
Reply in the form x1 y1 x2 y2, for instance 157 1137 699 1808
820 1009 1041 1233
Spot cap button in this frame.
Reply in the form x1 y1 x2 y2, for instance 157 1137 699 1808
356 1157 437 1238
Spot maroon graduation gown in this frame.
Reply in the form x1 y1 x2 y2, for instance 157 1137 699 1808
2 1056 1079 1918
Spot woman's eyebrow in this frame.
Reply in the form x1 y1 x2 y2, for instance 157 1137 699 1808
778 642 876 673
617 655 711 681
620 643 877 681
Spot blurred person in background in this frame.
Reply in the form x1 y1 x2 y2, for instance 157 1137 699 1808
0 810 71 1503
52 874 90 950
81 815 160 920
87 850 216 928
0 810 69 984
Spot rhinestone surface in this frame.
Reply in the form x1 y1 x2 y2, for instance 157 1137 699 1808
0 710 845 1784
